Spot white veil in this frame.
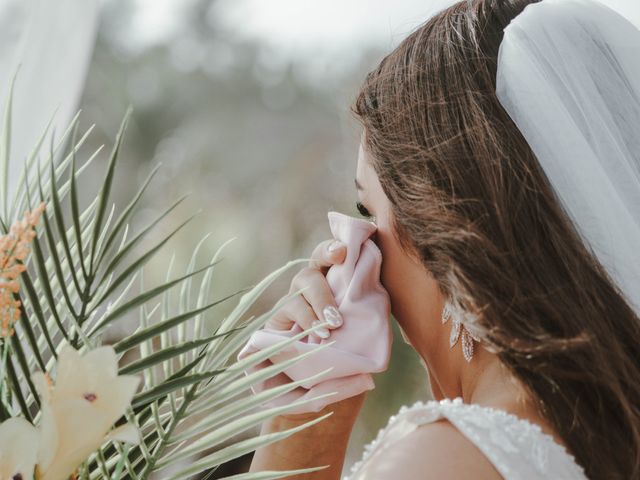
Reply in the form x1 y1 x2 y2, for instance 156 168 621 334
495 0 640 316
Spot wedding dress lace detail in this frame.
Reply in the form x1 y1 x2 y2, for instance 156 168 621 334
343 397 587 480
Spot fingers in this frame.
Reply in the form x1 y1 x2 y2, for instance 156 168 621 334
268 294 331 342
267 294 329 339
308 239 346 273
291 268 344 331
265 238 346 341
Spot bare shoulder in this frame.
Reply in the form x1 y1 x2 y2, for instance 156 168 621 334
362 418 503 479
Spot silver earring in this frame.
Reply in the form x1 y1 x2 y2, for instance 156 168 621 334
441 299 478 362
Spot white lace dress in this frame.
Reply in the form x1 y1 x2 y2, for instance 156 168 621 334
343 397 588 480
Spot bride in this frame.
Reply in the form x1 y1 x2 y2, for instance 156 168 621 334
247 0 640 478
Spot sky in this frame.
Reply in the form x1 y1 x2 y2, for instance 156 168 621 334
120 0 458 58
123 0 640 48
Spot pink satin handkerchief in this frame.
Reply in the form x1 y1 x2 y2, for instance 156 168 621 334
236 211 393 414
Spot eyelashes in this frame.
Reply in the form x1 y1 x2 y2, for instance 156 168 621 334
356 201 374 219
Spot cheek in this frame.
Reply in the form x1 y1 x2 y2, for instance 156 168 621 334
374 215 407 282
374 225 444 354
374 227 408 306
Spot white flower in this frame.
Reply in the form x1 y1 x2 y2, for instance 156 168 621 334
32 344 140 480
0 417 39 480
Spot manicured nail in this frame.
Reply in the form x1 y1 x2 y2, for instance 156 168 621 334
327 240 343 252
323 305 343 327
311 320 330 338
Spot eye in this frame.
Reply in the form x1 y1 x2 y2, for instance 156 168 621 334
356 201 374 220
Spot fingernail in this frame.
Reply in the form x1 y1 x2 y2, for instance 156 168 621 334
327 240 343 252
311 320 331 338
323 305 343 327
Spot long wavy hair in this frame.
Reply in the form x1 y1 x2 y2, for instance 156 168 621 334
351 0 640 478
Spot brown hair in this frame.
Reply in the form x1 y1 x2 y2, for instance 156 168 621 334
351 0 640 478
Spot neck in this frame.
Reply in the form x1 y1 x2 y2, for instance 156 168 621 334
459 346 530 410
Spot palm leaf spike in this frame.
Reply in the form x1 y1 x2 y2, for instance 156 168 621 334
48 124 84 302
95 192 190 286
4 352 33 420
25 147 102 307
162 414 334 480
190 311 334 408
88 199 196 320
36 135 80 323
125 406 154 466
94 163 161 270
156 389 340 469
125 325 246 419
20 163 66 356
13 112 92 225
107 274 242 352
173 358 336 443
42 191 98 302
193 236 237 344
17 129 101 363
49 140 102 224
9 183 53 372
0 67 18 222
137 268 155 387
83 220 123 316
161 252 177 388
9 109 55 223
183 319 334 426
178 233 225 396
180 366 337 439
93 201 117 275
119 331 236 377
166 235 237 390
158 250 195 417
79 201 120 329
88 105 132 275
68 121 89 281
89 244 224 336
198 257 311 374
30 194 99 357
178 232 212 357
13 278 48 369
110 443 130 480
29 156 70 344
200 279 314 379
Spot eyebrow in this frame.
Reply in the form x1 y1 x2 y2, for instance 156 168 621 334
355 178 364 191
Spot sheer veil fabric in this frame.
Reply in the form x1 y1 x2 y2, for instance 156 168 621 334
495 0 640 316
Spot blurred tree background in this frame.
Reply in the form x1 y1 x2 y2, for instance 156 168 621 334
75 0 439 476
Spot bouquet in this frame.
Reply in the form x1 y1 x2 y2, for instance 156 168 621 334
0 79 333 480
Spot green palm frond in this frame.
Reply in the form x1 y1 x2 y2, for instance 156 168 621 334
0 78 337 479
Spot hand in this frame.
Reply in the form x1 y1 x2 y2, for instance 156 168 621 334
264 237 369 420
266 239 347 342
249 238 367 478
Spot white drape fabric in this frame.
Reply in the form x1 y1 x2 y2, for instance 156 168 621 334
0 0 99 203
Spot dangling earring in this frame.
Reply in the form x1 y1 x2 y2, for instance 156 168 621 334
441 299 479 362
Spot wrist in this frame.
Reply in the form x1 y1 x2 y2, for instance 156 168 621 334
277 391 367 424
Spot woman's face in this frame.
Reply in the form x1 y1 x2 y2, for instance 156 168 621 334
355 140 455 397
